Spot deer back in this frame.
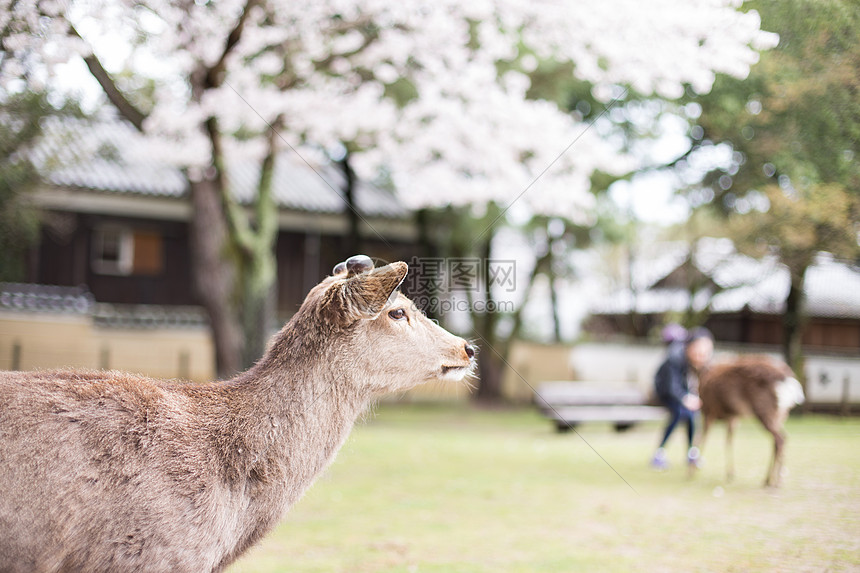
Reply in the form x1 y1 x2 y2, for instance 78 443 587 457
698 356 794 420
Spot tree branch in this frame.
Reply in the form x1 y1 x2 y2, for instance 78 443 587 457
502 248 551 359
313 29 379 71
205 116 254 254
204 0 258 89
253 116 282 252
67 25 147 131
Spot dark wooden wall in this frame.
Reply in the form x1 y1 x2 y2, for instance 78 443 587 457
31 211 420 316
33 212 195 306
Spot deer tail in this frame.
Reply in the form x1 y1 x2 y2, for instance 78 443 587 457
776 377 805 410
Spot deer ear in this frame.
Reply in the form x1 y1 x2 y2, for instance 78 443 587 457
326 261 408 323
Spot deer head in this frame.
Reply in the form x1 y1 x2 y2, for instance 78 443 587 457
297 255 476 395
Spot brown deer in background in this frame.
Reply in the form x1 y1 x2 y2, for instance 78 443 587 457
695 355 805 487
0 256 475 572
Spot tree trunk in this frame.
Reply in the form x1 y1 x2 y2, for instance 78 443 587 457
476 350 504 404
338 152 361 256
626 239 646 337
229 126 281 370
782 265 808 391
484 246 555 403
188 177 242 378
239 243 278 369
76 29 258 380
473 224 503 403
504 248 551 357
548 259 562 343
414 208 440 320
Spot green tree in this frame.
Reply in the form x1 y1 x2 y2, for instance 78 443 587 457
682 0 860 377
0 93 80 282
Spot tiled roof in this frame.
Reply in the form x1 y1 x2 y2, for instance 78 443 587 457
92 304 209 329
32 117 187 198
804 254 860 319
0 282 208 328
32 115 406 219
591 240 860 320
0 283 95 314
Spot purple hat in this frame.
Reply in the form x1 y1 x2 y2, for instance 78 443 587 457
661 323 688 344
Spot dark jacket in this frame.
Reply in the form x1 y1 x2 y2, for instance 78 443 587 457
654 341 689 406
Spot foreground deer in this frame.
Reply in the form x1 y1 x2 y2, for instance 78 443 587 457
695 355 805 487
0 256 475 572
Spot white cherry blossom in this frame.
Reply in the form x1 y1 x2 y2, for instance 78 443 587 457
1 0 777 218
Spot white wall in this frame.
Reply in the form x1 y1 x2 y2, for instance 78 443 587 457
569 341 860 405
805 354 860 404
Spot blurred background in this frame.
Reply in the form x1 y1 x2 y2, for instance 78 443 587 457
1 0 856 409
1 1 858 570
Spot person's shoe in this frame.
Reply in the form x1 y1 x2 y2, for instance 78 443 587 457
687 446 702 469
650 448 669 471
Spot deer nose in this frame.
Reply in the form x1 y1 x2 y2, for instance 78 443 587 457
464 343 475 359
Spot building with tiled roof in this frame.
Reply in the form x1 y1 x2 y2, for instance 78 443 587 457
585 237 860 352
23 115 417 314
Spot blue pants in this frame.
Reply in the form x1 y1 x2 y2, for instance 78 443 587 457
659 401 695 449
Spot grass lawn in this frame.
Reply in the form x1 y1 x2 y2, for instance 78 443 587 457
229 404 859 572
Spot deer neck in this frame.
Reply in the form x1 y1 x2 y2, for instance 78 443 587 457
228 321 370 505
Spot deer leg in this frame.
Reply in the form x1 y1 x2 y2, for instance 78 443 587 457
689 415 711 479
725 417 737 483
762 421 786 488
751 397 788 488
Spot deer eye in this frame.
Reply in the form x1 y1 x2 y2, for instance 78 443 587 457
388 308 406 321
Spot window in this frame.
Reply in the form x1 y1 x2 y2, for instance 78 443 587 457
131 231 164 275
92 226 133 275
92 226 164 276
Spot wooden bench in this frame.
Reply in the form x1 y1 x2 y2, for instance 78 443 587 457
534 381 666 432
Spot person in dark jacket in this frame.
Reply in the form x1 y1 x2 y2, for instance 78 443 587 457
650 327 714 470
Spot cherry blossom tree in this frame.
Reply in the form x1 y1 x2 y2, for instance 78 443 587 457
2 0 776 383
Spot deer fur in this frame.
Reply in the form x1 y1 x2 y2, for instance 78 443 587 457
696 355 804 487
0 257 475 572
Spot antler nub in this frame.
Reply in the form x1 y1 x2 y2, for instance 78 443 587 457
346 254 374 275
334 254 374 277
